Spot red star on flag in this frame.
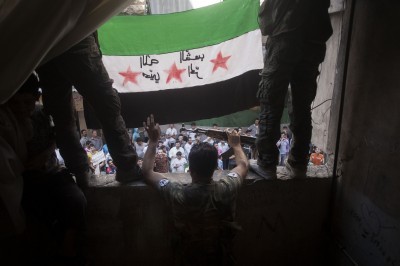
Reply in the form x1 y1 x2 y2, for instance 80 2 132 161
165 62 186 83
119 66 141 86
210 51 231 73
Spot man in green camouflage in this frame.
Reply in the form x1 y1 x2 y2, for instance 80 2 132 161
142 115 248 265
253 0 332 179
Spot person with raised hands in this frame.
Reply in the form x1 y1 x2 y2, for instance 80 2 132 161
142 114 248 265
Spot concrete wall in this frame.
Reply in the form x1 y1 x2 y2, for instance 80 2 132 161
85 172 332 266
332 0 400 265
311 1 345 154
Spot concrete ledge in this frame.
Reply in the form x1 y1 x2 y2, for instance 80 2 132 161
88 165 332 187
85 167 332 265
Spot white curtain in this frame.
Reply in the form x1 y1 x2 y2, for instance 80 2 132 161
0 0 130 104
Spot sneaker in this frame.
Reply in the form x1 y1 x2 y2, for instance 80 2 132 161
115 165 143 183
285 160 307 179
249 160 277 180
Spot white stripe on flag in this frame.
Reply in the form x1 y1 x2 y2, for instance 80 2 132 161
102 30 263 93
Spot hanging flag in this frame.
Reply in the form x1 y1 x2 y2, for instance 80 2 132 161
93 0 262 128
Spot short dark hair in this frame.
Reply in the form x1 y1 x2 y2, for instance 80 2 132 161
136 137 143 142
176 151 182 156
189 142 218 178
19 73 40 96
81 129 87 134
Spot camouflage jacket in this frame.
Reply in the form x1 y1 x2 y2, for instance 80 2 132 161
158 172 243 265
258 0 332 42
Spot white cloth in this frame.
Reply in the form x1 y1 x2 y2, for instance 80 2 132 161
0 0 130 104
165 127 177 137
171 157 187 173
55 148 65 166
184 142 193 157
168 146 185 160
188 129 197 140
203 137 214 145
218 142 230 153
80 136 89 147
91 150 106 166
135 142 147 158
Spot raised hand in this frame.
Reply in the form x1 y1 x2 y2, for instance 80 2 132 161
226 128 241 148
143 114 160 142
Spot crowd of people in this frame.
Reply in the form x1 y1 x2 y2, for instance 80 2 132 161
79 120 326 177
80 123 232 175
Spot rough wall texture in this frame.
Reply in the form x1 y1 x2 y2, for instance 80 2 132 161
85 172 331 266
311 12 343 153
332 0 400 265
311 0 345 154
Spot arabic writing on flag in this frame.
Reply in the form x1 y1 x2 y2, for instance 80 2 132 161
103 30 262 93
90 0 263 128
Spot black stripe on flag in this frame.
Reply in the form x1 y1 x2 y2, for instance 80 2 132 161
85 69 261 128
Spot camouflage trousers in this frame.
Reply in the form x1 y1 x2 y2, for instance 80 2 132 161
256 31 327 167
37 33 137 174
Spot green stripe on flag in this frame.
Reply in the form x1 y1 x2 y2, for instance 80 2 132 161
98 0 260 56
189 107 290 127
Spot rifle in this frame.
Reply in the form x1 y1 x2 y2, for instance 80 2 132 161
186 128 255 159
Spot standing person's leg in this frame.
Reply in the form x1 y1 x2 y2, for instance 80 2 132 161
37 65 90 188
222 158 229 170
287 40 327 176
51 170 87 261
48 34 140 181
279 154 284 166
252 34 301 179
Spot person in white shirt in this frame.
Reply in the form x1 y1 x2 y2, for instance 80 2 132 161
177 134 186 147
246 118 260 137
171 151 187 173
218 140 230 153
134 137 147 158
184 138 194 157
79 129 89 147
188 122 197 140
218 140 230 170
169 142 185 160
203 136 215 145
165 124 177 139
159 134 170 151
